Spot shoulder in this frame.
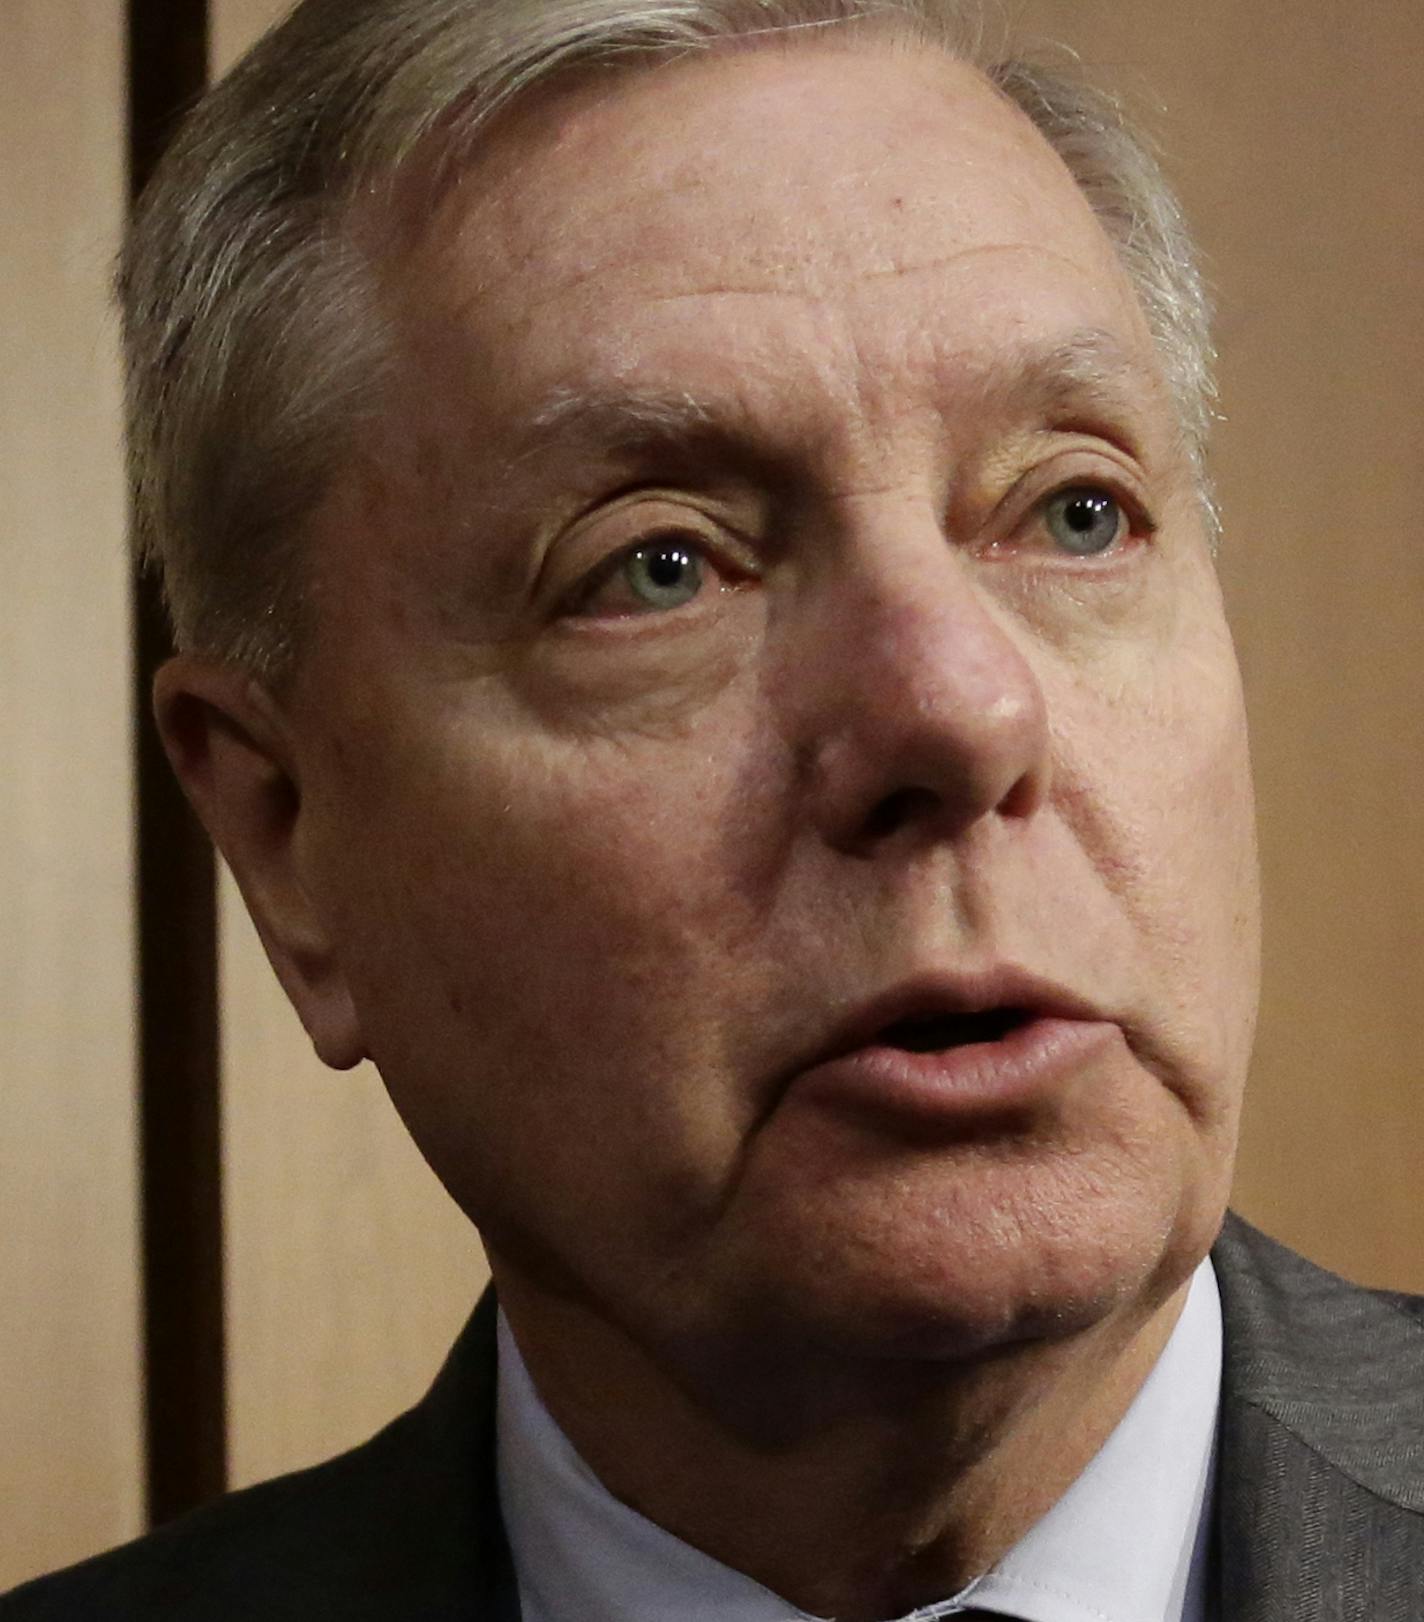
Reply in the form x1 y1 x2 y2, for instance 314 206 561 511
1213 1212 1424 1506
0 1296 508 1622
0 1415 437 1620
1214 1211 1424 1349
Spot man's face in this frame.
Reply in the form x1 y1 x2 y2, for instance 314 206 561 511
288 39 1259 1373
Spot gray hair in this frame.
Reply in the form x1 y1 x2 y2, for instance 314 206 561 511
119 0 1216 683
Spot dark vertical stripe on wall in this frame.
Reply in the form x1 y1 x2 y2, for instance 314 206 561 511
126 0 227 1529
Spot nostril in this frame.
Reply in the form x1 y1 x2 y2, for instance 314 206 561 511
861 786 940 841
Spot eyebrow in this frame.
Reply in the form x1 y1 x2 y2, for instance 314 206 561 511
1006 328 1159 427
507 326 1158 470
518 385 733 464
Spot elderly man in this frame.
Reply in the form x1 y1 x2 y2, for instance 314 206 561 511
5 0 1422 1616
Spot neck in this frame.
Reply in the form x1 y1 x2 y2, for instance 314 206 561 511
494 1270 1192 1621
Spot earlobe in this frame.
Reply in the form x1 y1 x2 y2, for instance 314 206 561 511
152 655 368 1072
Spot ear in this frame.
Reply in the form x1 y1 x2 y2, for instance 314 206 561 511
153 655 367 1071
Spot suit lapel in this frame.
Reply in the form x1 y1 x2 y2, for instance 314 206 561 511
305 1289 521 1620
1212 1215 1424 1620
409 1291 522 1620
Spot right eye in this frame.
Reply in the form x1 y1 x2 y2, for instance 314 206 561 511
618 539 706 611
569 531 722 618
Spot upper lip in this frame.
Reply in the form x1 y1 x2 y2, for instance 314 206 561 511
808 967 1109 1068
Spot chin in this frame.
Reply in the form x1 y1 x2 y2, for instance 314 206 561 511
709 1142 1224 1372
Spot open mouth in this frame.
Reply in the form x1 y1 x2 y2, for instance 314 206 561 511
876 1006 1032 1053
792 985 1109 1121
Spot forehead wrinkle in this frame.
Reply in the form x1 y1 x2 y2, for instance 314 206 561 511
503 238 1118 321
632 241 1112 305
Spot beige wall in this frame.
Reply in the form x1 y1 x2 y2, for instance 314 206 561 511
218 881 483 1491
5 0 1421 1584
1 0 143 1590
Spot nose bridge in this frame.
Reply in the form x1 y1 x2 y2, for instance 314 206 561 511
792 503 1051 852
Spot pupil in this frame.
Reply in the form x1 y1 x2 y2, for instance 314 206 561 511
645 547 689 587
1067 494 1108 531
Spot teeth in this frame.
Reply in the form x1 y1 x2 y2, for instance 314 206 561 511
881 1008 1025 1053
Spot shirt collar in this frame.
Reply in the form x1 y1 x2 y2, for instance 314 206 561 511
496 1260 1221 1622
964 1258 1221 1622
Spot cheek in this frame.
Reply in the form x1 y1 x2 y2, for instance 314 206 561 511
318 692 780 1185
1051 600 1260 1104
1143 619 1258 964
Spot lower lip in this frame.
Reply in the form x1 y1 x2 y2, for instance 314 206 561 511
791 1017 1121 1129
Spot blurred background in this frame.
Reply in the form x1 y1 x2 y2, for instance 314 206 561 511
2 0 1420 1591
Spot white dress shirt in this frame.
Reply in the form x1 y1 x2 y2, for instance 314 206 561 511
496 1260 1222 1622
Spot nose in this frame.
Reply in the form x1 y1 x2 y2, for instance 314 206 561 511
790 531 1051 857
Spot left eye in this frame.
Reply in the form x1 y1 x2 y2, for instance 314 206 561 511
1041 487 1128 556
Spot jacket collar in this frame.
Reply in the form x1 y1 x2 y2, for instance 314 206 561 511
1212 1212 1424 1618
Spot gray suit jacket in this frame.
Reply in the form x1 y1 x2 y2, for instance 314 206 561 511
4 1214 1422 1618
1213 1216 1424 1616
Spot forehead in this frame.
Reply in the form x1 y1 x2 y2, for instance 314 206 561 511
379 37 1162 471
436 41 1111 278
